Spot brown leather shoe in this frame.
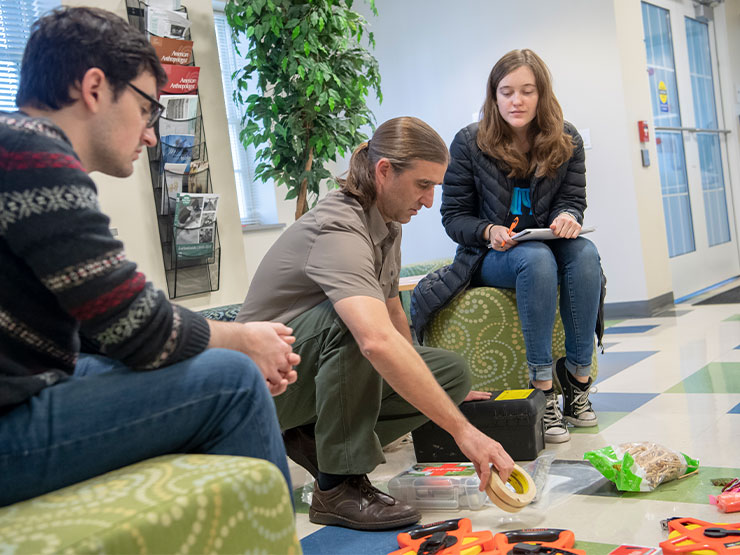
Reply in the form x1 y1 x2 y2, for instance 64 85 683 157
282 425 319 478
309 475 421 530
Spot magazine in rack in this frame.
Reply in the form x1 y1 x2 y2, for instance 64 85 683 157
174 193 219 259
146 7 190 39
128 0 220 297
161 64 200 95
159 94 198 136
151 36 192 65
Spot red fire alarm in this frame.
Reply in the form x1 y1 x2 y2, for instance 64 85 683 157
638 120 650 143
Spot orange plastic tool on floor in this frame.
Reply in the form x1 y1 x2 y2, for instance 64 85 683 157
491 528 586 555
660 517 740 554
388 518 496 555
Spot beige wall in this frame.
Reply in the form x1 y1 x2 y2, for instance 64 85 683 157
63 0 250 311
612 0 674 302
719 0 740 251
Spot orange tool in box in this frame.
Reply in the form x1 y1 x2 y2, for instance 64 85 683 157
388 518 496 555
491 528 586 555
660 517 740 554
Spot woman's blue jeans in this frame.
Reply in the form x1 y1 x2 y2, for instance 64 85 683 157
473 237 601 382
0 349 291 507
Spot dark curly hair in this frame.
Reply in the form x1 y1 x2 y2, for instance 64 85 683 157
16 6 167 109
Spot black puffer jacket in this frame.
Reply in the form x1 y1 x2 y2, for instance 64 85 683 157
411 121 590 342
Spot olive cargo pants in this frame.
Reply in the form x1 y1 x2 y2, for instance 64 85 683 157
274 300 471 475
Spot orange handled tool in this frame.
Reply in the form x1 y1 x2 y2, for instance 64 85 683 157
660 517 740 554
389 518 496 555
491 528 585 555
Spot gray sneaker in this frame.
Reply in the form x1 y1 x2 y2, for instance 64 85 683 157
541 389 570 444
554 358 598 427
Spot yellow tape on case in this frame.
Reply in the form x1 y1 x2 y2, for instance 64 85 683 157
485 464 536 513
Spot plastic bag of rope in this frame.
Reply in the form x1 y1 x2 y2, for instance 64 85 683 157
583 442 699 492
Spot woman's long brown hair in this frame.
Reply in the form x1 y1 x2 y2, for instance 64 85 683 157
477 49 574 178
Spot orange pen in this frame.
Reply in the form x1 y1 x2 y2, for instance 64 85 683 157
494 217 519 249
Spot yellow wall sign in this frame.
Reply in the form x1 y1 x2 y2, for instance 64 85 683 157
658 80 669 112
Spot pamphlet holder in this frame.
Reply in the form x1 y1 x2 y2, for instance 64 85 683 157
126 0 221 299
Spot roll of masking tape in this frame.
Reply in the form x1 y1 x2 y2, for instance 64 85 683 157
485 464 536 513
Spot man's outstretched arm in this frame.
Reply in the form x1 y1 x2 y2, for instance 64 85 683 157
334 295 514 487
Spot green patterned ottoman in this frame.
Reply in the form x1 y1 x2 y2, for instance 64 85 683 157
199 304 242 322
424 286 598 391
0 454 301 554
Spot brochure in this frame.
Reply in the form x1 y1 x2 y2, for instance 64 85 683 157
159 94 199 136
147 0 181 9
161 162 188 214
174 193 219 259
188 161 209 195
162 64 200 95
146 7 190 39
151 36 193 65
161 134 194 166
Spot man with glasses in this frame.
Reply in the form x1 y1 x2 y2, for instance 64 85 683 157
0 7 298 507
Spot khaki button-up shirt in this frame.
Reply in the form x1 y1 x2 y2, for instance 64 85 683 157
236 190 401 324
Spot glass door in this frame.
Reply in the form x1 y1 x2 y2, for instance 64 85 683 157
641 0 738 298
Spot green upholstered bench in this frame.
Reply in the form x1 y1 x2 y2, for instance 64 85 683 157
199 304 242 322
0 454 301 554
401 260 598 392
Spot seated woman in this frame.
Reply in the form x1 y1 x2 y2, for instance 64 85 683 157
412 49 602 444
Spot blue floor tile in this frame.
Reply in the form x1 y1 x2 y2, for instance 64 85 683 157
588 392 657 412
301 525 411 555
729 403 740 414
595 351 658 383
604 325 659 335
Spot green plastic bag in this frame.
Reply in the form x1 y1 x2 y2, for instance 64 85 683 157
584 442 699 492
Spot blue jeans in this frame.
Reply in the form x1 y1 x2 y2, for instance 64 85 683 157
474 237 601 382
0 349 291 507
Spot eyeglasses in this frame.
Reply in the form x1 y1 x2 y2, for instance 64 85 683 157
127 82 165 128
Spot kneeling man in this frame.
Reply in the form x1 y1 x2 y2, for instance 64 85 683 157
237 117 514 530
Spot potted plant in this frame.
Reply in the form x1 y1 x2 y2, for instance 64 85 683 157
225 0 382 219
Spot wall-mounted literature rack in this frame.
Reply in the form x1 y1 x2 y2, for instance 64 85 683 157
125 0 220 299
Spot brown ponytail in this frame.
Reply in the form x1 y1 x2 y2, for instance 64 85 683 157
337 116 449 210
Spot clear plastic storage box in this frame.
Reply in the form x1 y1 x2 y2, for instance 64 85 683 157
387 463 488 510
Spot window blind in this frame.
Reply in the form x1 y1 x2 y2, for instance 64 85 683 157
0 0 59 112
213 10 277 226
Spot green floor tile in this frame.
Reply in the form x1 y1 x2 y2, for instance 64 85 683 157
723 314 740 322
665 362 740 393
575 540 620 554
604 319 624 328
585 465 740 504
570 411 629 434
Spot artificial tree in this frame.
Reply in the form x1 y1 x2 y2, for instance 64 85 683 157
225 0 382 219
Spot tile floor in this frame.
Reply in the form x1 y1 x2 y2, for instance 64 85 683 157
293 279 740 553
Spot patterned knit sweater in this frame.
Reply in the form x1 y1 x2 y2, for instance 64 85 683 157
0 111 211 411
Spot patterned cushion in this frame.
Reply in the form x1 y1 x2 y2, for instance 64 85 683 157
199 304 241 322
0 454 301 554
425 286 598 391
